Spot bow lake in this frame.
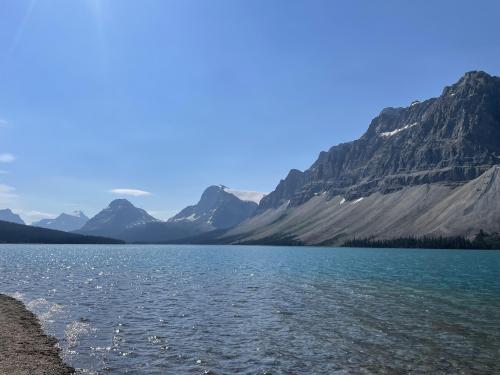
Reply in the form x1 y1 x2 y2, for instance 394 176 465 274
1 245 499 374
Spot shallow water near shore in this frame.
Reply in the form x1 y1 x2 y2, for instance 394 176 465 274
0 244 499 374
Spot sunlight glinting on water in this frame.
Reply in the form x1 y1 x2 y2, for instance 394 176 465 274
1 245 499 374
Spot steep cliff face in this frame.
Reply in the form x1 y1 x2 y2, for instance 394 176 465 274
260 71 500 209
223 71 500 245
225 165 500 245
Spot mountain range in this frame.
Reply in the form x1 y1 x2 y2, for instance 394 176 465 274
0 209 25 225
220 71 500 245
1 71 500 246
33 211 89 232
76 185 265 243
76 199 159 239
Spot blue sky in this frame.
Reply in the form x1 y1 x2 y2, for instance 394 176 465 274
0 0 499 223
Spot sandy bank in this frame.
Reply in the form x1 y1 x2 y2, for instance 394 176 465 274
0 294 74 374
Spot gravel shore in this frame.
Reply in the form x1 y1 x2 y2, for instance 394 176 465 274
0 294 74 374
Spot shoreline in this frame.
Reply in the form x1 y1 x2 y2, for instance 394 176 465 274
0 294 74 374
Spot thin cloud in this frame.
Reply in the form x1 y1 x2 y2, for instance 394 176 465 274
0 170 9 174
0 184 18 206
0 184 16 195
0 185 54 224
0 153 15 163
109 188 151 197
15 209 54 224
0 119 8 128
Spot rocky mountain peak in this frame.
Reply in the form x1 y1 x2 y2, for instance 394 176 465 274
442 70 497 97
78 199 158 238
197 185 226 207
457 70 492 85
33 210 89 232
0 209 25 225
259 71 500 210
168 185 261 230
108 199 135 209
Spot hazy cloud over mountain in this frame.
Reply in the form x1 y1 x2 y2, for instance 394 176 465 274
109 189 151 197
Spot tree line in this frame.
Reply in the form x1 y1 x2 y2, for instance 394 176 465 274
342 230 500 250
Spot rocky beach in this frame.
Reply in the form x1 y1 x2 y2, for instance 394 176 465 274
0 294 73 375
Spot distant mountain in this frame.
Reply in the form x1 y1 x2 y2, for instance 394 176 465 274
218 71 500 245
33 211 88 232
76 199 159 238
0 220 123 244
168 185 263 229
0 209 25 225
120 185 266 243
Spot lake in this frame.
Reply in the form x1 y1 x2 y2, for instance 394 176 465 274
0 245 499 374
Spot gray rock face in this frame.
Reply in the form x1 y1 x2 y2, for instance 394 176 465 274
33 211 88 232
225 166 500 245
223 71 500 245
77 199 158 238
0 209 24 225
260 71 500 209
121 185 263 243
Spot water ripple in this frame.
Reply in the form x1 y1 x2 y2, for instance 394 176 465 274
0 245 499 374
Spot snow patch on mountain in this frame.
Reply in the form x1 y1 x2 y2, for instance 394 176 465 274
174 213 198 222
351 197 364 204
222 187 267 204
381 122 418 137
70 210 86 218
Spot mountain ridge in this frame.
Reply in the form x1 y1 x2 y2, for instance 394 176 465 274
222 71 500 245
0 220 123 244
74 186 265 243
33 211 89 232
4 71 499 247
223 165 500 245
76 199 159 238
0 209 25 225
259 71 500 211
120 185 264 243
168 185 260 229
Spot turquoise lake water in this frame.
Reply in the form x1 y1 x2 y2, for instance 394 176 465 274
0 245 499 374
